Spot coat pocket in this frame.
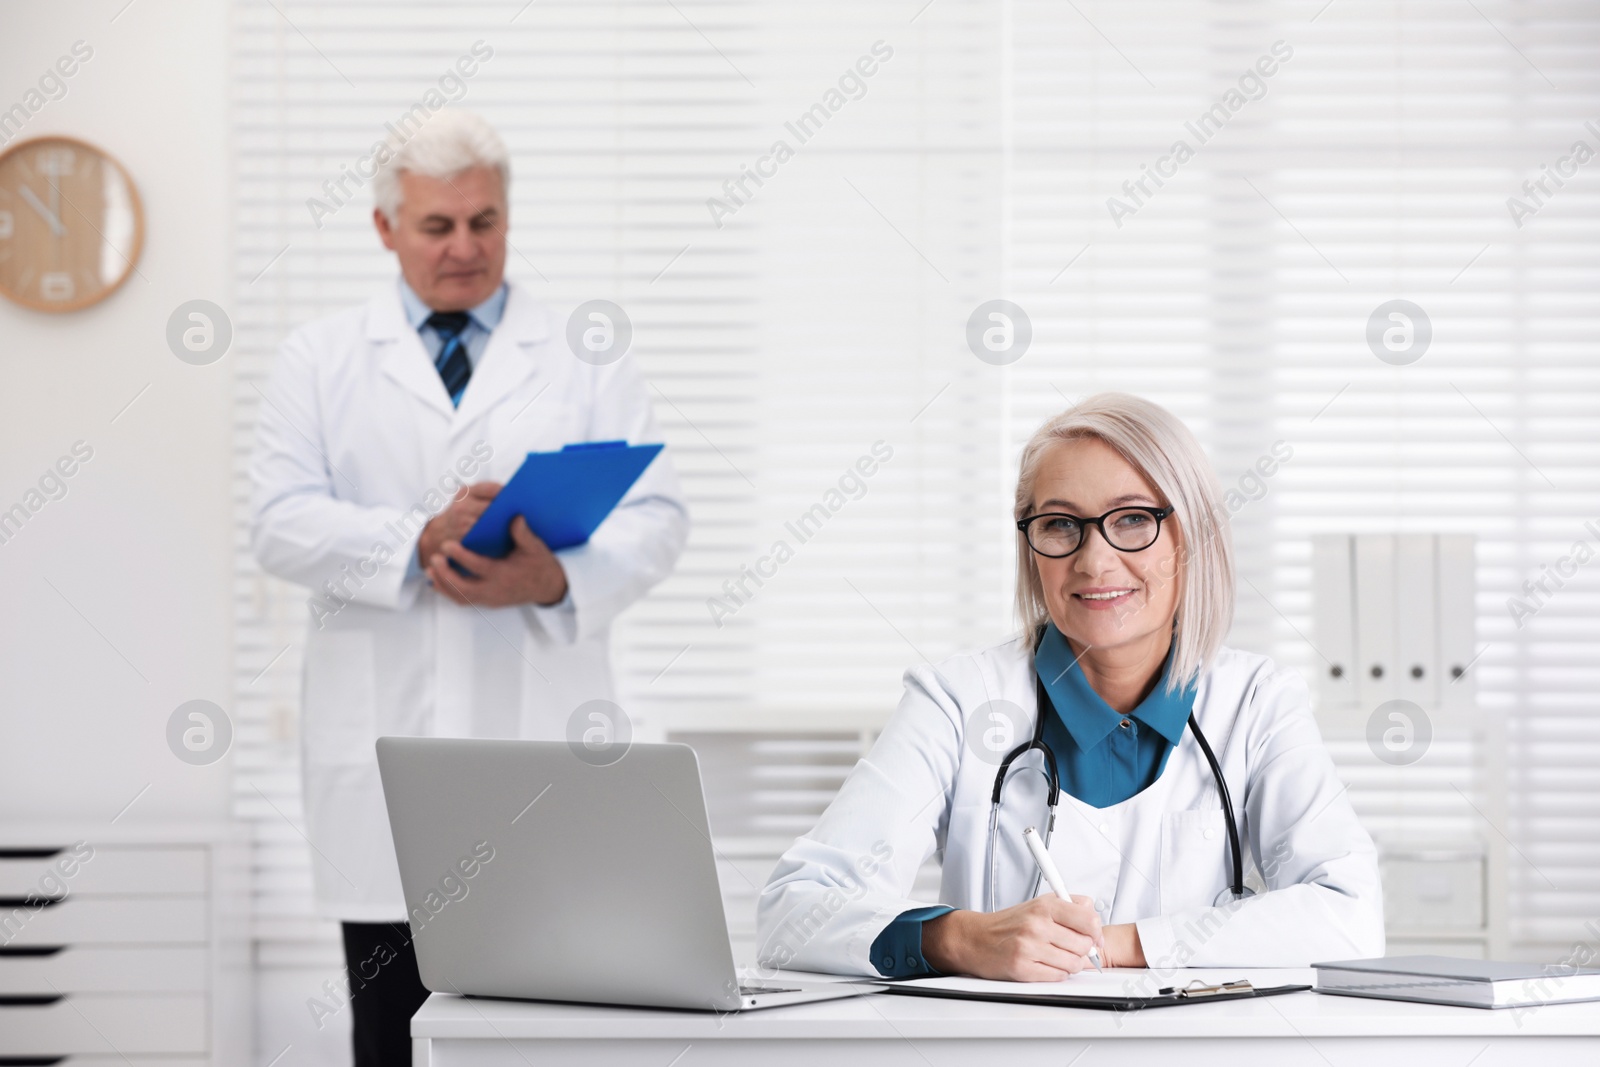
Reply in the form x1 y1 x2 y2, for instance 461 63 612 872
1158 808 1231 913
301 629 378 766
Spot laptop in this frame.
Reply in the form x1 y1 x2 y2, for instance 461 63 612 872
376 736 870 1011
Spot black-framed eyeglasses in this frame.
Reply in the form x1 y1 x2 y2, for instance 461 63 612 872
1016 506 1173 558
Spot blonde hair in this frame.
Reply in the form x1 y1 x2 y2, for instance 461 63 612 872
1012 393 1234 693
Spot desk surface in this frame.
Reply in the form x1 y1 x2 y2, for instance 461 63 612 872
413 969 1600 1041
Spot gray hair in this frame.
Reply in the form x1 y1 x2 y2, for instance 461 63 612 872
1012 392 1234 693
371 108 510 223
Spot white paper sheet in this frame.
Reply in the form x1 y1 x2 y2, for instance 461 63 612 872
880 967 1316 999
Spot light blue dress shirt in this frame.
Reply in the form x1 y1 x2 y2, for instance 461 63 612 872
396 276 508 373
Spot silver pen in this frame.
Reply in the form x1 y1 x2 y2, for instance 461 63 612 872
1022 825 1103 972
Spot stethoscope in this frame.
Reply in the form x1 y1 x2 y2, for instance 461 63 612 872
984 671 1252 913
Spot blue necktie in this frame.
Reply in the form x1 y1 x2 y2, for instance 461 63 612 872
426 311 473 406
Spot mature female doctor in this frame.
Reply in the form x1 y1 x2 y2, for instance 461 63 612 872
757 393 1384 979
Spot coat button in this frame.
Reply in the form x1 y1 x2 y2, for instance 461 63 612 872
1098 822 1109 834
1204 828 1217 840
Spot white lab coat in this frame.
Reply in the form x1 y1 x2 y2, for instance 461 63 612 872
250 280 688 920
757 637 1384 975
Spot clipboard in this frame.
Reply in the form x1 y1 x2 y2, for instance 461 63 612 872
870 977 1311 1012
458 440 663 560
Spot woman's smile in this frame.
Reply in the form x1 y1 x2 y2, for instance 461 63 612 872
1071 585 1138 610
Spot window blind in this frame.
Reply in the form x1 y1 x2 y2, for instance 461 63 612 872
230 0 1006 981
1003 0 1600 956
230 0 1598 1004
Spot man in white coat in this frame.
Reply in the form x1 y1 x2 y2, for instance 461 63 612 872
249 109 688 1065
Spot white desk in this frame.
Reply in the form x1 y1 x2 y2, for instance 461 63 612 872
412 969 1600 1066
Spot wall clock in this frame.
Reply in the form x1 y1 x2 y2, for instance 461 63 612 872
0 135 144 312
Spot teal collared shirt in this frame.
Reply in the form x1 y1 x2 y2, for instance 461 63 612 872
869 625 1197 978
1034 622 1195 808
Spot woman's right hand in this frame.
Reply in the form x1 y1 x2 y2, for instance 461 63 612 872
921 895 1102 981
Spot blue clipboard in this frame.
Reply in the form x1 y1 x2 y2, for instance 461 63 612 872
458 440 663 560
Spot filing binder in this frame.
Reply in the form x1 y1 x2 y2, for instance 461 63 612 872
1395 534 1438 706
459 440 663 559
1312 534 1357 708
871 976 1311 1012
1436 535 1477 715
1354 535 1397 706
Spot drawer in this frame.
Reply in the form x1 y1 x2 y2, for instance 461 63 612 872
0 899 207 946
0 846 207 897
0 946 207 993
1381 855 1484 931
0 994 207 1055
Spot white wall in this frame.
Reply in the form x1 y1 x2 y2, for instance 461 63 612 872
0 0 232 825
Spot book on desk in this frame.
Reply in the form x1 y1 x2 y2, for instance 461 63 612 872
1313 955 1600 1009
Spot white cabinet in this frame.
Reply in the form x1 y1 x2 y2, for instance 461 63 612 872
0 823 249 1065
1381 851 1486 931
1311 534 1508 958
